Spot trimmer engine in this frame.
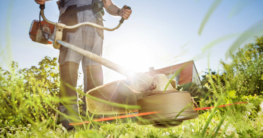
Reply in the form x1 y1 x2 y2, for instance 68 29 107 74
29 20 55 44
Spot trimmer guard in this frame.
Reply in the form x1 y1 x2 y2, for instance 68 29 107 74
137 91 199 128
86 80 138 114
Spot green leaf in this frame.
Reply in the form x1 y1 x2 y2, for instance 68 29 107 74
228 90 236 98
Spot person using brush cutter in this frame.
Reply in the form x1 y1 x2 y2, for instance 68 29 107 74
35 0 132 131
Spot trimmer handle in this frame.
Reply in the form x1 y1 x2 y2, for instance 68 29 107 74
40 4 45 10
119 6 131 24
38 3 127 32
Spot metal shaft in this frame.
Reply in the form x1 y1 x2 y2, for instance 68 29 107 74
57 40 136 78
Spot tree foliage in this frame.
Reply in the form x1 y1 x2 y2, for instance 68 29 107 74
19 56 60 95
221 36 263 96
177 82 207 102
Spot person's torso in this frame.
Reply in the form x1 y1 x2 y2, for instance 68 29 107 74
58 0 104 38
59 0 93 16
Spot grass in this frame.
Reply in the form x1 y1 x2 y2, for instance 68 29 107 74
1 110 263 138
1 61 263 138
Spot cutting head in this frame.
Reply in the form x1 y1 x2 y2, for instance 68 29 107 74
86 73 198 128
137 90 199 128
86 74 177 114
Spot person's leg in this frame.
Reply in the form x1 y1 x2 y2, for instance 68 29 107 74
59 61 80 130
82 64 103 117
81 10 104 117
58 5 84 130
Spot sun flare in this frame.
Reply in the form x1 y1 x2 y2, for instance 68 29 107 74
103 42 154 83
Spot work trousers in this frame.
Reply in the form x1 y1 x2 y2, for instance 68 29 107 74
58 5 103 130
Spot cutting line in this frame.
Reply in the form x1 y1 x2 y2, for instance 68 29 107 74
194 102 247 111
69 111 160 126
69 102 247 126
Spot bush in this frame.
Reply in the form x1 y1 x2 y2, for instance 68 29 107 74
177 82 208 103
221 36 263 96
0 57 60 130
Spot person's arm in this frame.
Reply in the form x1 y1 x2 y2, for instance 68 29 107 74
35 0 52 5
102 0 132 20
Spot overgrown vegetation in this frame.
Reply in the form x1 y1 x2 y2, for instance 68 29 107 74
0 36 263 137
221 36 263 96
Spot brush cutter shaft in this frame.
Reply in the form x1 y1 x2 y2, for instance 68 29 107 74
57 40 135 78
56 40 154 92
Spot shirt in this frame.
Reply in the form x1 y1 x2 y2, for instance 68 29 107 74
58 0 93 16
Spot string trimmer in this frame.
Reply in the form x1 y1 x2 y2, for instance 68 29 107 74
29 4 198 128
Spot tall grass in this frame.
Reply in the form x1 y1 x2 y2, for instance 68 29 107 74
1 46 263 138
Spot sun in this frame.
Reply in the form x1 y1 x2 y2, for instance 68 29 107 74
103 41 154 83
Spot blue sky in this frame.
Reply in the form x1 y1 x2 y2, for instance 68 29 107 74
1 0 263 83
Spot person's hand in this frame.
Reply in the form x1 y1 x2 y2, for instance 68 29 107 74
35 0 47 5
119 6 132 20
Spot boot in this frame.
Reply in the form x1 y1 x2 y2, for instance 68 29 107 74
59 104 80 131
59 61 80 130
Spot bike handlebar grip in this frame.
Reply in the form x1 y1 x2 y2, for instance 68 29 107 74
119 6 131 24
40 4 45 10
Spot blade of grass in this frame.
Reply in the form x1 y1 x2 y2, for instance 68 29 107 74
163 61 193 92
202 33 239 53
211 114 226 138
201 55 223 137
225 20 263 59
174 103 192 119
228 0 255 18
4 0 14 70
65 83 141 110
198 0 223 35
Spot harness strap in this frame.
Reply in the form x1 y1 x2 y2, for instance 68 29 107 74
59 5 93 20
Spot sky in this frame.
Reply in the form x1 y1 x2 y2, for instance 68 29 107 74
0 0 263 84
